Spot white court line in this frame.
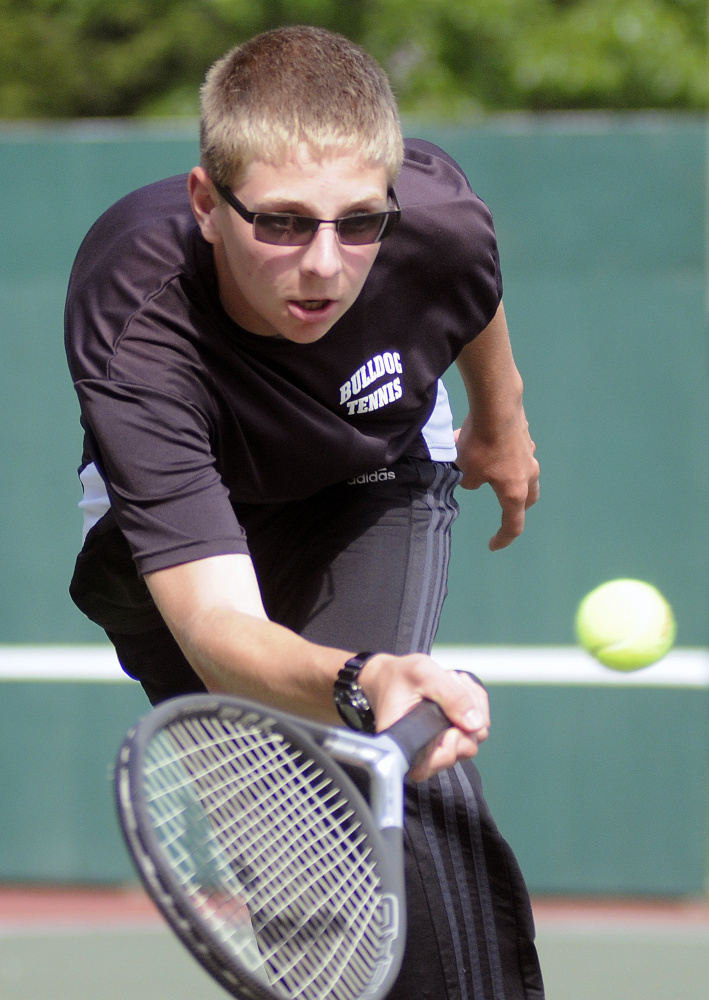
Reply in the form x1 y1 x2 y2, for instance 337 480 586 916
0 645 125 680
534 922 709 939
0 645 707 687
0 922 166 938
435 646 709 687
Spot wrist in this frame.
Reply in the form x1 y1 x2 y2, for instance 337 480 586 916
334 652 380 732
356 651 397 707
468 392 525 441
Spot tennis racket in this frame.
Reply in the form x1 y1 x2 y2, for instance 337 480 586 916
115 693 449 1000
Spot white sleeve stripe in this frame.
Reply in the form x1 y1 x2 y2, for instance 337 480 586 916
421 380 457 461
78 462 111 541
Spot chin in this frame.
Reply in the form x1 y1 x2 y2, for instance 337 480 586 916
283 326 333 344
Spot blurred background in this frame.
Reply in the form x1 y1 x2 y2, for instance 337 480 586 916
0 0 705 118
0 3 708 996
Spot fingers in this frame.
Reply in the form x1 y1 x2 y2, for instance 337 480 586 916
488 463 541 551
410 672 490 780
408 725 486 782
489 504 526 551
360 656 491 781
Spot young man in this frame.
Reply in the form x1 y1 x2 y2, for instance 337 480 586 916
66 26 543 999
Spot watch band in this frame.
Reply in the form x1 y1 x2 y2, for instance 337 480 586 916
334 652 377 733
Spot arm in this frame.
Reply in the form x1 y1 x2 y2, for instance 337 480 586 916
454 302 540 551
145 552 490 780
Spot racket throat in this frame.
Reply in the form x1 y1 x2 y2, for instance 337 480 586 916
322 731 408 830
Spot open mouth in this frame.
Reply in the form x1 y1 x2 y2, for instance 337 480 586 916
286 298 339 328
298 299 332 312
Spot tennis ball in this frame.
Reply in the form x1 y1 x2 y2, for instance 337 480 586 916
575 579 676 671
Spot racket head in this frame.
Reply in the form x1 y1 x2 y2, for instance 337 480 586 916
115 694 406 1000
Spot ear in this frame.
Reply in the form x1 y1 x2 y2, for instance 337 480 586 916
188 167 223 246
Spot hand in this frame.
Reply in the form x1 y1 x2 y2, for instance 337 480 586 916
359 653 490 781
454 407 540 551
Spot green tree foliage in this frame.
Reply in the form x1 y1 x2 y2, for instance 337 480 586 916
373 0 708 114
0 0 705 118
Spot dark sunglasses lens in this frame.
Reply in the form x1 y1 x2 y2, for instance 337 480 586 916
337 213 389 245
379 211 400 240
254 214 318 245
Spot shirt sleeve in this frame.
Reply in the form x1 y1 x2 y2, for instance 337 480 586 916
75 377 250 575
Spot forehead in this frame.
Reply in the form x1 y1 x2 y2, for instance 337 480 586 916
235 146 389 210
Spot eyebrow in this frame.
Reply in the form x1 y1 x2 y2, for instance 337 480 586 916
253 195 388 216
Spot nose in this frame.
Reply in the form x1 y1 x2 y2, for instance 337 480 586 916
299 223 343 279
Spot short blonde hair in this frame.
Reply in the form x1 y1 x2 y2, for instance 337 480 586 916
200 26 404 189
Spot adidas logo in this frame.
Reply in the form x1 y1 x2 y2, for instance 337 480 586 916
347 469 397 485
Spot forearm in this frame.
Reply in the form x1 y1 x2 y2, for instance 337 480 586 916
145 554 349 723
455 302 525 434
182 608 351 722
454 301 540 549
143 553 491 780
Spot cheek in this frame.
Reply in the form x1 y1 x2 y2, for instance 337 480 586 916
229 242 284 292
345 246 380 289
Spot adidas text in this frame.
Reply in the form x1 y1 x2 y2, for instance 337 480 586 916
347 469 397 485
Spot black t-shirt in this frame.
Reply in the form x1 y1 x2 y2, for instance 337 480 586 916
65 139 502 628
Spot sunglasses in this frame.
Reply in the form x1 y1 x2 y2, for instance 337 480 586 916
213 181 401 246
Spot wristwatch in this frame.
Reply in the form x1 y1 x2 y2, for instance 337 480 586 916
334 652 377 733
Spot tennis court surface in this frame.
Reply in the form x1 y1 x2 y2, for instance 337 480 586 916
0 888 708 1000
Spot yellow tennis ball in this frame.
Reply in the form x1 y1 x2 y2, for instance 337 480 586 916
575 579 676 671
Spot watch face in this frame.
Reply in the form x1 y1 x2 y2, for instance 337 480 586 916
335 656 377 732
335 683 375 732
337 700 366 731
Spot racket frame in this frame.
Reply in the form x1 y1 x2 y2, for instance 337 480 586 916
115 695 414 1000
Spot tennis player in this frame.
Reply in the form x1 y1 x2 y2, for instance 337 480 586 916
66 26 543 999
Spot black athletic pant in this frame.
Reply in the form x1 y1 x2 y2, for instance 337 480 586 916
107 457 545 1000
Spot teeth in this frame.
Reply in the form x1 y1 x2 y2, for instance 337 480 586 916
301 300 328 311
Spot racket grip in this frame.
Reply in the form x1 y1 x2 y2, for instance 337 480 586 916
384 700 450 770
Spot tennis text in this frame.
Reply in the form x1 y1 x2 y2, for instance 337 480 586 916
339 352 403 415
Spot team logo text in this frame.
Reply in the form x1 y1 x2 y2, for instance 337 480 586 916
339 352 403 415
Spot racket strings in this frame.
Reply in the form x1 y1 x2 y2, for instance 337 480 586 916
142 713 389 1000
159 720 375 921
